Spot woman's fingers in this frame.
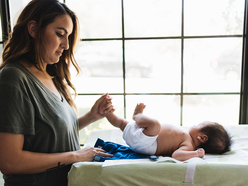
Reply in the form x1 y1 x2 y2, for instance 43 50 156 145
96 93 109 105
94 147 113 157
104 103 114 113
98 94 114 114
98 152 113 157
98 93 110 114
102 99 115 113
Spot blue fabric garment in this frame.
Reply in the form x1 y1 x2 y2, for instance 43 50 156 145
93 138 151 162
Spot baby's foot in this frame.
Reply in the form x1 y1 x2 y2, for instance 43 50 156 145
133 103 146 119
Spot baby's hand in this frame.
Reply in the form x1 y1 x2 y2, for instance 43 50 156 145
196 148 205 158
98 94 115 115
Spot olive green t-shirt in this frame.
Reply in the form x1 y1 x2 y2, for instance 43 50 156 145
0 62 80 185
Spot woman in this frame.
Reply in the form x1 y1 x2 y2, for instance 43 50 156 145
0 0 113 185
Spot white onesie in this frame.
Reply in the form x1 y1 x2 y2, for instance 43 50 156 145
123 122 158 155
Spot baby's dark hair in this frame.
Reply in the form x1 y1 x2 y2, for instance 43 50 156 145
198 122 232 154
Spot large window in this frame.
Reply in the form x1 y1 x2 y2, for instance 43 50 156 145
0 4 3 55
2 0 246 144
65 0 245 143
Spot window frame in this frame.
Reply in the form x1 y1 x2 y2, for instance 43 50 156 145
240 0 248 124
1 0 247 125
0 0 11 44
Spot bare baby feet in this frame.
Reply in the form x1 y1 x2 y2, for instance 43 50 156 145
133 103 146 120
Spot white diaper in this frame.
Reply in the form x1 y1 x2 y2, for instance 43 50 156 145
123 122 158 155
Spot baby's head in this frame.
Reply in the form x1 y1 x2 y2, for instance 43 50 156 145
196 121 232 154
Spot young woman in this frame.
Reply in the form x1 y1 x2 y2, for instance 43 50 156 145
0 0 113 185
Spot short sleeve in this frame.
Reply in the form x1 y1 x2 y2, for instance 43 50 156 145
0 66 35 135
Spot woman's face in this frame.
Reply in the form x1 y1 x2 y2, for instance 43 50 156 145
42 14 73 65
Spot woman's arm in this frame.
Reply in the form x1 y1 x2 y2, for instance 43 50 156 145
0 132 112 175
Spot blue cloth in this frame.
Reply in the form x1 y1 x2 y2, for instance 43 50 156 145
93 138 151 162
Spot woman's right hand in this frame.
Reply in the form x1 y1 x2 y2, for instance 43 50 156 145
74 146 113 162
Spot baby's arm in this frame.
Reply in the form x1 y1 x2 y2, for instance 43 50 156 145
98 95 128 131
172 146 205 161
104 111 129 131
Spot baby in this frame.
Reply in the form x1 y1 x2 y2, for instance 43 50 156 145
104 103 232 161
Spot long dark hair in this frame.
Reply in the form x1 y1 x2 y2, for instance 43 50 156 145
1 0 80 110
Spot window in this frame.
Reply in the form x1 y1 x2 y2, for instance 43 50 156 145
2 0 246 144
0 4 3 56
65 0 245 143
9 0 29 28
0 14 3 54
8 0 64 30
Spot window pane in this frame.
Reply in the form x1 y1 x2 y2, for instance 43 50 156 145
126 95 181 126
9 0 65 29
0 45 2 65
0 14 2 42
76 95 124 144
125 39 181 93
0 172 3 186
9 0 30 28
184 38 242 93
185 0 245 36
183 95 240 126
0 44 3 54
72 41 123 93
124 0 181 37
66 0 122 39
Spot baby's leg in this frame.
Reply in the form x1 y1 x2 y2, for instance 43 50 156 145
133 103 161 137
